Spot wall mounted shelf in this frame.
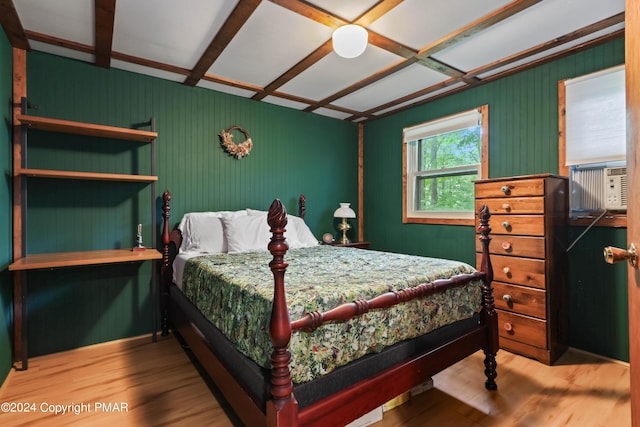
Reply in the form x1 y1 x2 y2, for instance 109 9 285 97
11 99 160 370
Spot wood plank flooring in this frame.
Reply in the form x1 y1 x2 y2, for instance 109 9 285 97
0 335 630 426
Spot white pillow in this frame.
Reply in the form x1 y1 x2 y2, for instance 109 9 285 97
178 210 246 253
246 208 318 248
222 214 272 253
223 212 318 253
246 208 266 216
288 215 319 247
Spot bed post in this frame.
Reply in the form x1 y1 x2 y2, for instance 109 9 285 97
478 204 498 390
299 194 306 220
160 190 172 337
266 199 298 426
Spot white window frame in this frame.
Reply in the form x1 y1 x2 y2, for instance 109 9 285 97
403 105 489 226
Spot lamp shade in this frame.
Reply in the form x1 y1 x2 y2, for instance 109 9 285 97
333 203 356 219
332 25 368 59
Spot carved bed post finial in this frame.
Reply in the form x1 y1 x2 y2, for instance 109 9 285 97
299 194 306 220
478 204 498 390
266 199 298 422
160 190 172 336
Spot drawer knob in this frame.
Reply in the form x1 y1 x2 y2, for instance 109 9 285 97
502 203 511 212
502 221 511 229
503 266 511 275
503 322 513 332
501 185 511 195
501 241 512 251
503 294 513 304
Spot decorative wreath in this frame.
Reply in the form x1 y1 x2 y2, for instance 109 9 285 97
218 126 253 159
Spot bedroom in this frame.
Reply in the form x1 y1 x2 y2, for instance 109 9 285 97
0 0 636 426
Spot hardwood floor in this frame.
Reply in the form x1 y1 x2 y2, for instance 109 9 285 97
0 335 630 426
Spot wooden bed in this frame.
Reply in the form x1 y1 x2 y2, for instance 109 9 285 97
160 190 498 427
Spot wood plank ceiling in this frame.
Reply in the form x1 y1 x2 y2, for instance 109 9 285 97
0 0 626 122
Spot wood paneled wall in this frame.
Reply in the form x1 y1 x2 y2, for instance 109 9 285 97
363 38 628 361
0 35 628 371
19 51 358 357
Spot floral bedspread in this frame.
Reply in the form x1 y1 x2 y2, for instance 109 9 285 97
181 245 482 383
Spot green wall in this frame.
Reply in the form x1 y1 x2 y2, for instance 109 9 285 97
19 51 358 358
0 35 629 385
363 38 629 361
1 28 13 383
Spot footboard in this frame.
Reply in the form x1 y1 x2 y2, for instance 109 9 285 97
265 199 497 426
159 191 497 427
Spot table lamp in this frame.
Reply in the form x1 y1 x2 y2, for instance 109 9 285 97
333 203 356 244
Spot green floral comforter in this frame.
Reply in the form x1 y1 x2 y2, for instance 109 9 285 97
181 245 482 384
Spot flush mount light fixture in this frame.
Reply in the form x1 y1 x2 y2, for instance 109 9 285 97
332 24 368 59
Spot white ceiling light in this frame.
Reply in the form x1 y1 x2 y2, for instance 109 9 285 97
332 25 368 59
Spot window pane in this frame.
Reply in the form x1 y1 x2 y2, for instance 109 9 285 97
415 173 477 211
419 127 480 171
402 105 487 223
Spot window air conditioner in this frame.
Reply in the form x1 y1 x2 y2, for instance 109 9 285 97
604 166 627 211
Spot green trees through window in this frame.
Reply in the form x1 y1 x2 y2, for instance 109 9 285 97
415 127 480 212
403 105 488 225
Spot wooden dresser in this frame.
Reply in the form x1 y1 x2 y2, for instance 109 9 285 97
475 174 568 364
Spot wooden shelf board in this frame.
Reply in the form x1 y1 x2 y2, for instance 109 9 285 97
16 168 158 183
9 249 162 271
16 114 157 142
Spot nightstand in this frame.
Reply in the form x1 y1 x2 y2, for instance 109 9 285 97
323 241 371 249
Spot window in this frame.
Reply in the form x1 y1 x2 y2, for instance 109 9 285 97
558 65 627 226
403 105 489 225
563 65 625 168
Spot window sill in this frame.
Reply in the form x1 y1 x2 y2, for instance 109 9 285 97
569 213 627 228
403 217 475 226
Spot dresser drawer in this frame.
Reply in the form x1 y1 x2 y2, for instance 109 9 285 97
497 310 547 349
475 196 544 215
475 177 545 198
493 281 546 319
476 235 545 259
478 214 545 236
478 253 546 289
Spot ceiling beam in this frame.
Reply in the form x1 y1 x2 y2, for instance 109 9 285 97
268 0 347 27
355 0 405 27
364 28 625 123
0 0 30 50
395 14 626 116
478 28 625 86
11 0 625 123
417 0 544 59
183 0 262 87
94 0 116 68
25 30 93 55
304 0 544 113
253 0 408 102
26 30 193 76
304 58 419 112
463 12 625 80
111 50 191 76
268 0 411 56
252 40 334 101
